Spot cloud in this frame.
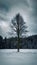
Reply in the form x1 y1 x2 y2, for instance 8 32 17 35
0 0 37 38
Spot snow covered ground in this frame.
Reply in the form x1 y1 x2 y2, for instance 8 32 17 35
0 49 37 65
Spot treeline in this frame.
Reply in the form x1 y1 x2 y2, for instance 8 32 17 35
0 35 37 49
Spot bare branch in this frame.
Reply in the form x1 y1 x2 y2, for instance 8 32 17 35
9 13 28 37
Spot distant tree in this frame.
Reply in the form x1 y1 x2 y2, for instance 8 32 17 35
4 37 7 48
9 13 28 52
0 36 3 48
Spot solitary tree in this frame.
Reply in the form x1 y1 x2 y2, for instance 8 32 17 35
9 13 28 52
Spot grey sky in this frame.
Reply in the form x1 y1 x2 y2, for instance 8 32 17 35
0 0 37 38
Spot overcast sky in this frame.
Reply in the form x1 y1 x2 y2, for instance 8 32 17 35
0 0 37 38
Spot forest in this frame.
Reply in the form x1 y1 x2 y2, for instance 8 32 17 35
0 35 37 49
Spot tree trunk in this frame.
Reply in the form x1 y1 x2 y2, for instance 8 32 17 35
16 14 20 52
17 38 20 52
18 48 19 52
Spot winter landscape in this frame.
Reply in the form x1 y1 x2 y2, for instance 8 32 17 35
0 0 37 65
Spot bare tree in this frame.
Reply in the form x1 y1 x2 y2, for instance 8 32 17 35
9 13 28 52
